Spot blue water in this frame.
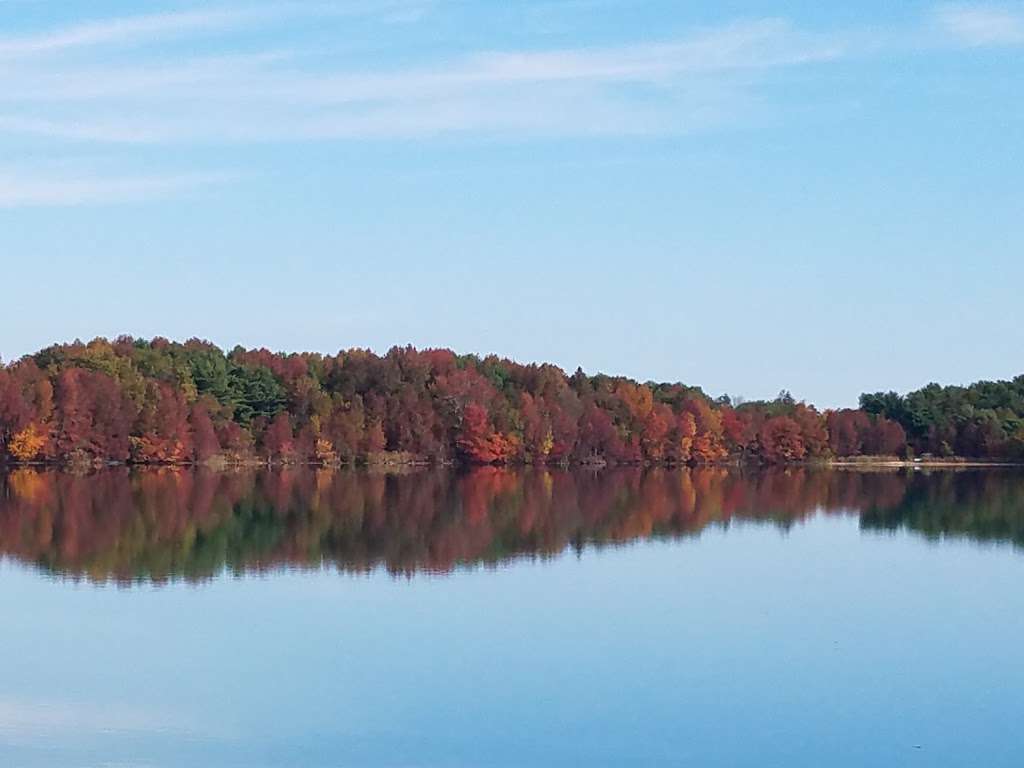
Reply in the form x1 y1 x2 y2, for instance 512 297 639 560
1 468 1023 766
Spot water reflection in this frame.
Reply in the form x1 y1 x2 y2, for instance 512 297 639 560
0 466 1021 583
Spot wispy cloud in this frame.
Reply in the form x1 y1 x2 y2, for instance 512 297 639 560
0 9 254 57
0 2 435 59
0 169 234 206
454 20 842 84
0 6 849 207
934 4 1024 46
0 20 840 103
0 18 843 144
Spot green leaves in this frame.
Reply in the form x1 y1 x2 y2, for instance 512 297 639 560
228 364 287 425
184 346 286 425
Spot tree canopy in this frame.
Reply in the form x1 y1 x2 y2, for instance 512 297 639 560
1 336 1015 466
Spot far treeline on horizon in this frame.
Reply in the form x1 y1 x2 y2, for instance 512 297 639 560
1 337 1023 468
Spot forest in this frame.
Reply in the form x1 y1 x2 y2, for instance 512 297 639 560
0 336 1021 466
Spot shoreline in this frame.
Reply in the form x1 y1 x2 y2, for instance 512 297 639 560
822 459 1024 469
2 457 1023 472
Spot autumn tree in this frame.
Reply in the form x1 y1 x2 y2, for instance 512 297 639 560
0 335 1008 466
758 417 806 463
189 401 221 462
263 412 295 461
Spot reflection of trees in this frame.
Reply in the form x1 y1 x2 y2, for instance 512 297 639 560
859 469 1024 548
0 467 1017 584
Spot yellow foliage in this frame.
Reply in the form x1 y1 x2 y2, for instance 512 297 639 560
315 438 337 463
540 429 554 457
617 382 654 421
8 423 48 462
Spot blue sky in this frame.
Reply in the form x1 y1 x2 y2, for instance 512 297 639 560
0 1 1021 407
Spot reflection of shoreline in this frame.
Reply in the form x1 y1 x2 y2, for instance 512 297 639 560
0 467 1021 584
826 459 1024 468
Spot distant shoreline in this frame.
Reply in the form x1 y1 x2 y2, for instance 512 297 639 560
823 458 1024 469
4 337 1024 469
3 456 1023 472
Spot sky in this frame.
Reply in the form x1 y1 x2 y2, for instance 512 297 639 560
0 0 1021 407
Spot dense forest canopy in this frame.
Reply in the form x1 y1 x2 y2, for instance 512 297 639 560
0 336 1021 465
860 379 1024 458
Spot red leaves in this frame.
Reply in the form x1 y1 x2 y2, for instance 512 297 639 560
0 337 913 466
576 402 620 462
189 402 220 462
262 413 294 460
826 409 907 458
457 403 519 464
640 405 673 461
863 417 907 456
55 368 133 463
826 409 871 456
363 419 387 455
131 383 192 464
758 417 806 463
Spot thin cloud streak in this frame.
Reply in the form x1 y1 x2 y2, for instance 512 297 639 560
0 9 255 57
0 19 843 143
0 169 235 206
289 19 842 102
0 5 1014 149
0 21 837 104
0 1 435 59
0 86 738 143
934 4 1024 46
0 52 294 101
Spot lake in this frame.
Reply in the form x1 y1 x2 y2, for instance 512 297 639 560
1 466 1023 767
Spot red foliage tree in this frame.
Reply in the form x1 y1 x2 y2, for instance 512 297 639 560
640 404 673 461
863 417 907 457
363 419 387 455
758 417 806 463
263 413 294 460
826 409 871 456
132 383 192 463
189 401 220 462
457 403 518 463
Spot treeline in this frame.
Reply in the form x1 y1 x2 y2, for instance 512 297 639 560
0 336 1016 466
861 379 1024 459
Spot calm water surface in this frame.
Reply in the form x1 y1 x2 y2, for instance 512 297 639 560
1 466 1023 767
